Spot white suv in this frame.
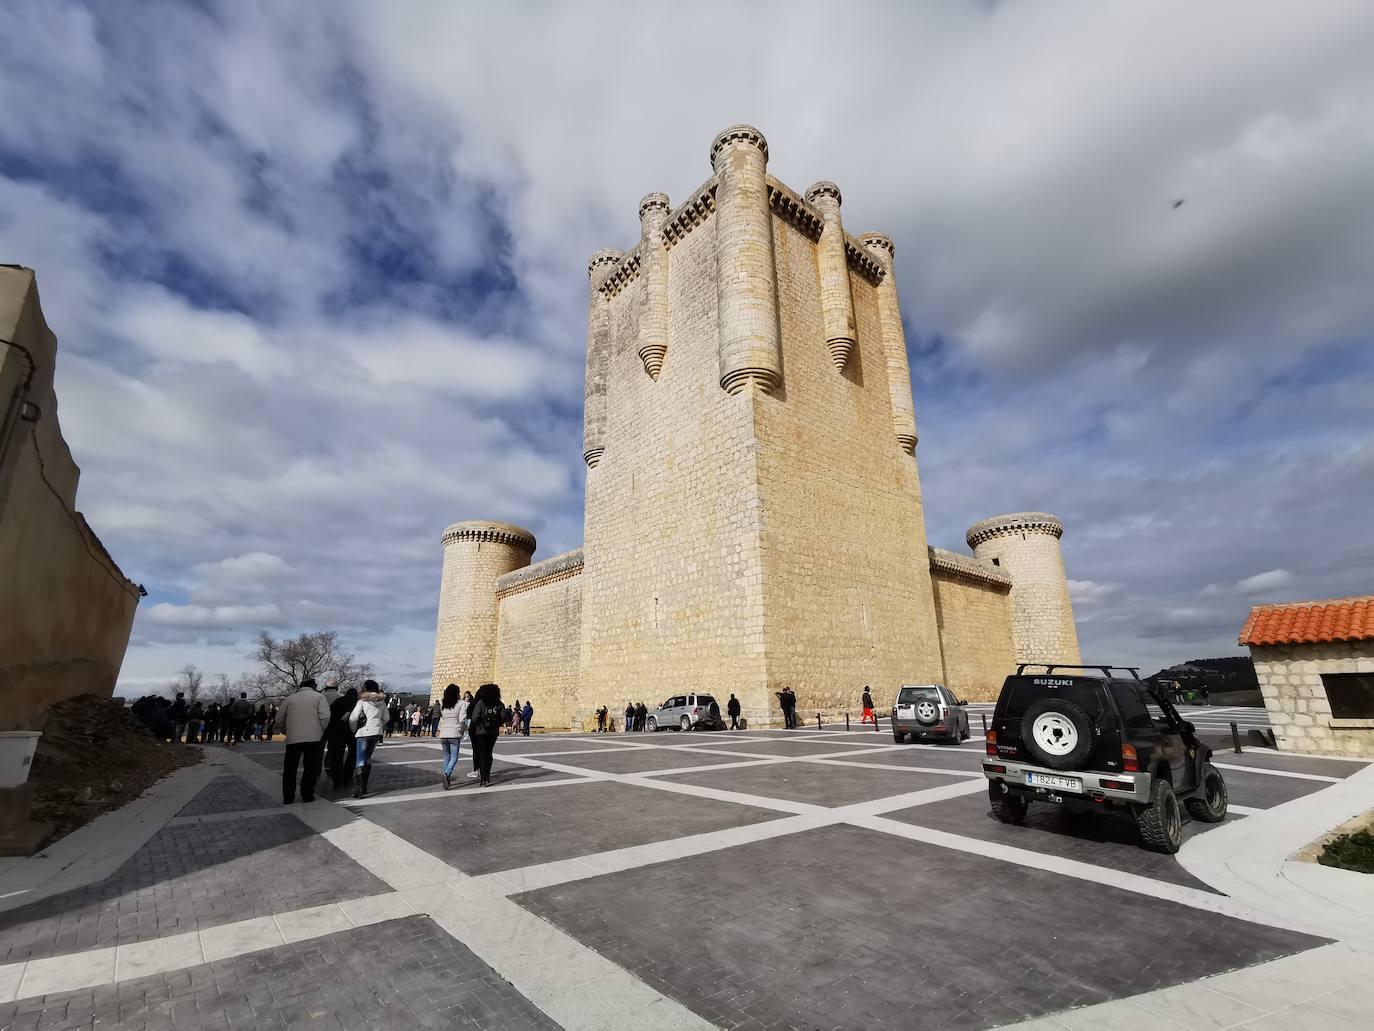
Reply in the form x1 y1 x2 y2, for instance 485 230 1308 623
647 693 719 732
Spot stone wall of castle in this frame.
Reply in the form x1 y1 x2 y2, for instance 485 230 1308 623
576 194 774 726
929 549 1016 702
750 184 943 718
494 550 584 730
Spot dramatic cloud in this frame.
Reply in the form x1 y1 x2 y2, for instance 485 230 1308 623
1 0 1370 692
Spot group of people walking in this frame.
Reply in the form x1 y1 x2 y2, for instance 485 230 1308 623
158 691 275 744
278 678 519 803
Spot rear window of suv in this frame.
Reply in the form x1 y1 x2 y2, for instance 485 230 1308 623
898 686 940 704
996 677 1112 721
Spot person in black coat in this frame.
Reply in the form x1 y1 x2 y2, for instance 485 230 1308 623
325 688 359 789
776 687 797 729
727 693 742 730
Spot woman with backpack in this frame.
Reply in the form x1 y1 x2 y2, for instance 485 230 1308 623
468 682 503 787
438 683 466 790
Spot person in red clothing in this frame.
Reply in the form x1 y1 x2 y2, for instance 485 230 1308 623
861 686 876 724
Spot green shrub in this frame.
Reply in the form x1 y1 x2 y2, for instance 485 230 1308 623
1317 830 1374 874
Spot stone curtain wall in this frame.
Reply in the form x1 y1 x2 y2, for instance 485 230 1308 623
495 566 584 731
751 214 944 719
577 211 772 727
931 570 1016 702
1250 642 1374 757
0 268 140 730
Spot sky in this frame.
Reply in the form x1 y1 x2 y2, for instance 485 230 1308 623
2 1 1372 696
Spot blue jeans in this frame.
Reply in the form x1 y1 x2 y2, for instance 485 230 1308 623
355 735 380 769
441 738 461 777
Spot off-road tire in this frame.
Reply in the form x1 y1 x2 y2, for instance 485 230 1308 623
647 717 658 732
1135 779 1183 853
679 715 691 732
988 783 1028 825
1020 698 1096 770
1184 763 1228 823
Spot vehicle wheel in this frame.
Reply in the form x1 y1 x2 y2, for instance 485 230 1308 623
647 717 658 732
1135 779 1183 853
988 783 1027 825
680 715 691 732
893 731 906 744
1020 698 1095 770
1184 764 1228 823
914 699 940 727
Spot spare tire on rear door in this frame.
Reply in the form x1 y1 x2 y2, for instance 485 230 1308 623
1020 697 1096 769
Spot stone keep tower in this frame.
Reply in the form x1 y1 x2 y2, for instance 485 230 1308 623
966 513 1081 667
430 520 535 700
575 124 944 726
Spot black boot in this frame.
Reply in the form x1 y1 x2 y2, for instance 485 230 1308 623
353 763 371 798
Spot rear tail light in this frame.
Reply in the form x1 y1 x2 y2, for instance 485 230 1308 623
983 763 1006 774
693 708 701 715
985 729 997 756
1101 779 1131 791
1121 743 1139 773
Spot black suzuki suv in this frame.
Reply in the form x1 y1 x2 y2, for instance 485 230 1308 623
982 664 1228 853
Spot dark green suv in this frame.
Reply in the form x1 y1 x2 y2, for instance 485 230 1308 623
982 664 1229 853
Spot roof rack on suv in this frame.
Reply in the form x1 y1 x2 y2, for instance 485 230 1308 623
1014 664 1142 680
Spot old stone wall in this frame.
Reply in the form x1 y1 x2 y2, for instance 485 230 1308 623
1249 642 1374 757
929 550 1016 702
0 267 140 731
494 551 583 730
577 196 772 727
751 200 943 721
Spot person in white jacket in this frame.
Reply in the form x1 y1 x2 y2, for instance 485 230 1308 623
349 679 388 798
278 677 331 804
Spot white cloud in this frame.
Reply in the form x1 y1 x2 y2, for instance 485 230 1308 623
143 602 283 629
1236 569 1296 596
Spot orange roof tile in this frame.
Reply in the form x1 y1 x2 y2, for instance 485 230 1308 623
1239 596 1374 647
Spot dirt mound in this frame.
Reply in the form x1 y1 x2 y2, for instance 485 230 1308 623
28 694 202 843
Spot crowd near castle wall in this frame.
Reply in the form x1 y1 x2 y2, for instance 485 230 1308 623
0 268 140 733
494 551 584 730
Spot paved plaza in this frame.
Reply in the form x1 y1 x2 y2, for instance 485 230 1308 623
0 705 1371 1030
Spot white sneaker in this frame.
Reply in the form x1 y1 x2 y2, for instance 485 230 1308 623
466 771 479 779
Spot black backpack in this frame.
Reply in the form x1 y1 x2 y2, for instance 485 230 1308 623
478 701 503 735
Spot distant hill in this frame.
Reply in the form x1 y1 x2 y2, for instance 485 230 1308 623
1147 656 1259 692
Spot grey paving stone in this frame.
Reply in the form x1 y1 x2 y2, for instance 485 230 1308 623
1210 751 1364 779
837 746 984 772
358 780 782 875
516 824 1325 1030
707 738 875 757
884 789 1229 892
175 775 277 817
1219 768 1327 808
0 916 557 1030
659 760 967 807
0 814 390 965
536 748 751 774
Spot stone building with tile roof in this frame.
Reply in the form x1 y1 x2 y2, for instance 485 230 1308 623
1241 596 1374 757
431 127 1082 728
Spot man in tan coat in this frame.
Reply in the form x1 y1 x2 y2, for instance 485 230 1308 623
278 676 331 804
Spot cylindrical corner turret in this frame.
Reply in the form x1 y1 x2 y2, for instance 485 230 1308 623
637 193 671 381
966 512 1081 667
710 125 782 395
805 181 856 372
431 520 537 702
583 248 622 468
861 232 919 455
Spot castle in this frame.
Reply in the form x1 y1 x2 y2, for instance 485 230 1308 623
430 126 1081 728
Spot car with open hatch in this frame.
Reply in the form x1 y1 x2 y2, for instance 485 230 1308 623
891 684 970 744
981 664 1229 853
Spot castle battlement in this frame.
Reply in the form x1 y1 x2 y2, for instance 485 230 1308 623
432 125 1082 717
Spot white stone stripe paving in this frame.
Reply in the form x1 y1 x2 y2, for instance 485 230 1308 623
1211 762 1340 783
0 892 417 1004
343 776 594 807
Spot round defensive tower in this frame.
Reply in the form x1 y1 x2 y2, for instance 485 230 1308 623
966 512 1081 667
430 520 536 701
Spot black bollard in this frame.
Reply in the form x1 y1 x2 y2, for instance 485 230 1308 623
981 713 988 736
816 713 821 730
845 713 850 731
1230 721 1243 754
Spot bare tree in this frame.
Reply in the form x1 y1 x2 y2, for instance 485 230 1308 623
252 631 375 697
170 663 203 702
204 673 235 705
